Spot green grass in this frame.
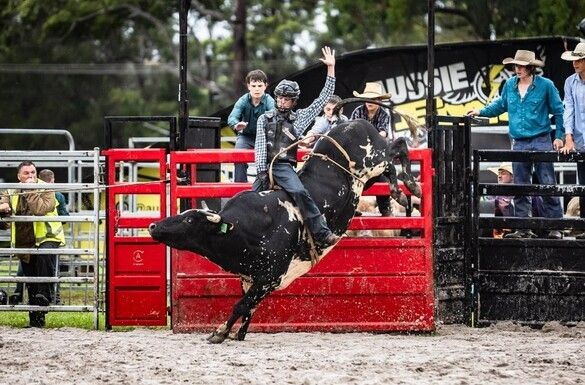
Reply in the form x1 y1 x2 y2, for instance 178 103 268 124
0 311 106 329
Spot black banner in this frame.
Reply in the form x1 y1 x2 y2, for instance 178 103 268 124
214 36 581 140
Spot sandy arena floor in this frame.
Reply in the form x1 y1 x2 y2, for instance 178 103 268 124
0 322 583 385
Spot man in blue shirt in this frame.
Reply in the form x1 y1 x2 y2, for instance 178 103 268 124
228 70 275 182
469 49 565 239
560 42 585 238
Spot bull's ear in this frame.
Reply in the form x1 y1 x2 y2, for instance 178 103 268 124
219 222 234 234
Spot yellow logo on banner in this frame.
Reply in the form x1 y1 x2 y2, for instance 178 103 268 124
388 64 514 133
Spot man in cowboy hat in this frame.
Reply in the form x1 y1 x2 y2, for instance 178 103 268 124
560 42 585 238
468 49 565 239
350 82 393 216
485 162 543 238
487 162 515 238
350 82 392 139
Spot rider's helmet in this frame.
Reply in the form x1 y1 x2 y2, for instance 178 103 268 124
274 80 300 112
274 80 300 99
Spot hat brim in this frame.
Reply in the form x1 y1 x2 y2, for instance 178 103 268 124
488 166 513 175
561 51 585 61
352 91 392 99
502 57 544 67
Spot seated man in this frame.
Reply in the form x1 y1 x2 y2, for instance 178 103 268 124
488 162 515 238
253 46 340 248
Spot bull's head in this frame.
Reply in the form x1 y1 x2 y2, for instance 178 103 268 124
148 208 229 252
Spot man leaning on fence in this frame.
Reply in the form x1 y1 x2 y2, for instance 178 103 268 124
0 161 65 327
468 49 565 239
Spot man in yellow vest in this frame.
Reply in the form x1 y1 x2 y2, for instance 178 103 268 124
0 161 65 327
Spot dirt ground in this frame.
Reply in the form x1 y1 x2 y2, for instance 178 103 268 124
0 322 583 385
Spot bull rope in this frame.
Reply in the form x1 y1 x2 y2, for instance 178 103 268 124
267 134 367 190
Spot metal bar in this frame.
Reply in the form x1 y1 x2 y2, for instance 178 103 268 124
479 183 585 196
426 0 435 131
476 150 585 162
1 216 98 222
0 129 75 151
0 277 93 283
0 248 93 255
93 147 101 330
0 305 94 312
479 217 585 230
0 150 94 158
0 183 98 190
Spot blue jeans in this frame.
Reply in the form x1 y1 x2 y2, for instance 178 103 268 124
234 134 255 183
252 162 332 239
511 134 563 218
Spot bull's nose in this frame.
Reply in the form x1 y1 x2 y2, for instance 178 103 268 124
148 223 156 234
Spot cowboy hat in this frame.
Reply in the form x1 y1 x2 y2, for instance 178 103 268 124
488 162 513 176
352 82 392 99
502 50 544 67
561 42 585 61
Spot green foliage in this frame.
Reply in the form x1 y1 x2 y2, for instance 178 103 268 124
0 0 583 150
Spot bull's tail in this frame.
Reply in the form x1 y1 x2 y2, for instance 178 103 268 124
387 137 422 200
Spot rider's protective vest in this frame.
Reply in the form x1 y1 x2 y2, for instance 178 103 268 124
265 110 298 165
9 184 65 247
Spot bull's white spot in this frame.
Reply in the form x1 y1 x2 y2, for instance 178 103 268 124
276 245 336 291
278 199 303 223
276 258 311 290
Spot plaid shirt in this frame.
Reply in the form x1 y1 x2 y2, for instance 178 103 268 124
350 105 391 138
255 76 336 172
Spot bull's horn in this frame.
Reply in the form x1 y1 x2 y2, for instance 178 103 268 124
201 200 210 211
205 212 222 223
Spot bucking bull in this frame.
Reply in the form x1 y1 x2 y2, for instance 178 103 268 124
149 117 421 343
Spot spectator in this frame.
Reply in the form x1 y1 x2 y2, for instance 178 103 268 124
38 169 69 217
253 46 340 249
1 161 65 327
468 49 565 239
350 82 393 216
228 69 275 183
487 162 516 238
302 95 348 147
39 169 69 304
559 42 585 239
564 197 582 237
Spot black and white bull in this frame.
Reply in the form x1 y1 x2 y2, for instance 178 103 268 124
149 119 421 343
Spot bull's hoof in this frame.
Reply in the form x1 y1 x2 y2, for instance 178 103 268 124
397 193 409 208
207 332 227 344
408 182 422 198
397 173 422 198
235 330 247 341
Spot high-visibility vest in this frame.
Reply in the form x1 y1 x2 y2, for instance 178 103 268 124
9 181 66 247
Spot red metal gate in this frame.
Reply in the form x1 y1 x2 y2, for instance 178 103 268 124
104 148 168 327
170 149 434 332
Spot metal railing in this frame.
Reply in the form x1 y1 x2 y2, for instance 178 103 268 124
0 149 102 329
